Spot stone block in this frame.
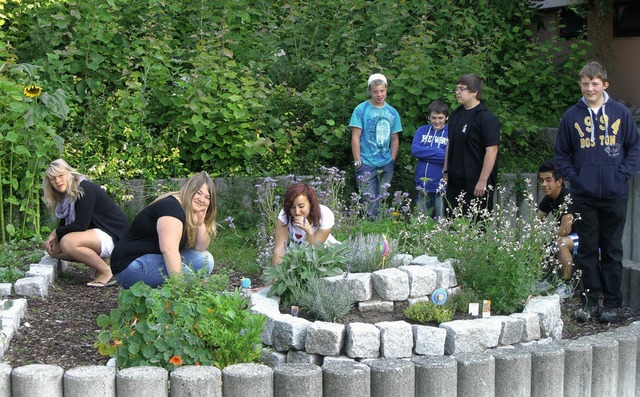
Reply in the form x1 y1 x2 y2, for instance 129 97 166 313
38 255 59 266
324 273 372 302
260 348 286 368
0 363 11 397
392 254 413 267
376 321 413 358
304 321 345 356
13 276 49 297
529 344 565 397
412 324 447 356
358 300 394 313
371 268 409 301
440 318 502 354
409 255 457 289
272 315 311 352
0 283 11 297
286 350 322 366
492 315 524 345
260 314 287 346
250 291 280 317
322 356 356 365
522 295 562 339
510 312 541 342
345 322 380 358
26 263 56 284
398 265 437 297
0 298 27 332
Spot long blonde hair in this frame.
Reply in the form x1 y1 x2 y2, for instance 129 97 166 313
154 172 217 248
42 159 85 211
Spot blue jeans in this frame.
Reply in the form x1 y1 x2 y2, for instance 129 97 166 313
115 249 214 289
355 161 394 219
416 191 444 219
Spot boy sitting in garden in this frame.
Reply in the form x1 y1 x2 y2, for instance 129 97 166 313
536 162 577 299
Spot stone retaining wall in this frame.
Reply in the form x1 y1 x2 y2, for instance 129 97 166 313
1 326 639 397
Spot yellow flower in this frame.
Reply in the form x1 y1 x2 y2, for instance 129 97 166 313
23 84 42 98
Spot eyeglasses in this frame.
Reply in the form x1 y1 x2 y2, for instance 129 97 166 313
454 86 469 93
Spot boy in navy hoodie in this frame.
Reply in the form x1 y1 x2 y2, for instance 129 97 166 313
411 100 449 219
554 61 640 323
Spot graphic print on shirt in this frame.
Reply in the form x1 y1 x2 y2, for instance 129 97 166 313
575 112 622 159
368 117 391 156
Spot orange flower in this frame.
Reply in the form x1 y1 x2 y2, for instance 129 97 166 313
169 355 183 366
208 308 213 313
195 362 201 366
113 339 123 347
391 211 400 217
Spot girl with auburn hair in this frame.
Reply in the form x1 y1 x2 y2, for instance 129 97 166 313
42 159 130 287
110 172 217 288
271 183 338 265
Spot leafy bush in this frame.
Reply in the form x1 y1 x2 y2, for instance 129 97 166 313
262 243 349 307
0 237 44 282
95 272 265 370
445 288 481 314
419 187 558 314
292 276 356 323
405 301 454 325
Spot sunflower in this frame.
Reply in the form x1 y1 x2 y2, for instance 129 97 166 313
23 84 42 98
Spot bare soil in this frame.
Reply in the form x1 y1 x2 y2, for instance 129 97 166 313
2 264 639 370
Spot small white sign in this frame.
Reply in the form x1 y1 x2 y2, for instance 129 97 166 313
468 303 479 316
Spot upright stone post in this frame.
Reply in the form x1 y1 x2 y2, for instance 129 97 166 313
116 366 168 397
580 334 619 396
0 363 11 397
529 344 565 397
607 330 637 397
616 324 640 397
322 362 370 397
170 366 222 397
273 363 322 397
63 365 116 397
367 358 415 397
558 340 592 397
11 364 63 397
222 363 273 397
489 349 531 397
455 352 495 397
412 356 457 397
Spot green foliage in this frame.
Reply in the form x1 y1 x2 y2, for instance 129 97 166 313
292 276 356 323
405 301 454 325
0 237 43 282
0 61 67 242
95 272 265 370
419 188 557 314
263 243 349 307
445 288 481 314
2 0 591 185
345 233 399 273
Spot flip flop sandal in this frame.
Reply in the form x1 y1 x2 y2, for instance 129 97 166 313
87 278 118 288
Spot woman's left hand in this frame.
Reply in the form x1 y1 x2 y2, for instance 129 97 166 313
192 209 206 226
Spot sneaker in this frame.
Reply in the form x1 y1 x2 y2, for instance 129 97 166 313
599 307 620 323
555 284 574 300
574 306 598 322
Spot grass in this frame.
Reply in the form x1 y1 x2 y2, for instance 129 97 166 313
210 227 260 276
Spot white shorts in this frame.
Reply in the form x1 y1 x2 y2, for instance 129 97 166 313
93 229 115 258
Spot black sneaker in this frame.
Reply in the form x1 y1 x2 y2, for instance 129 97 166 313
574 306 598 322
599 307 620 323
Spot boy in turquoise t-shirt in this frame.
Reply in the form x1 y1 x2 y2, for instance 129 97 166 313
349 73 402 219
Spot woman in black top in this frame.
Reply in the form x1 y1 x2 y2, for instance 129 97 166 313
111 172 217 288
43 159 130 287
